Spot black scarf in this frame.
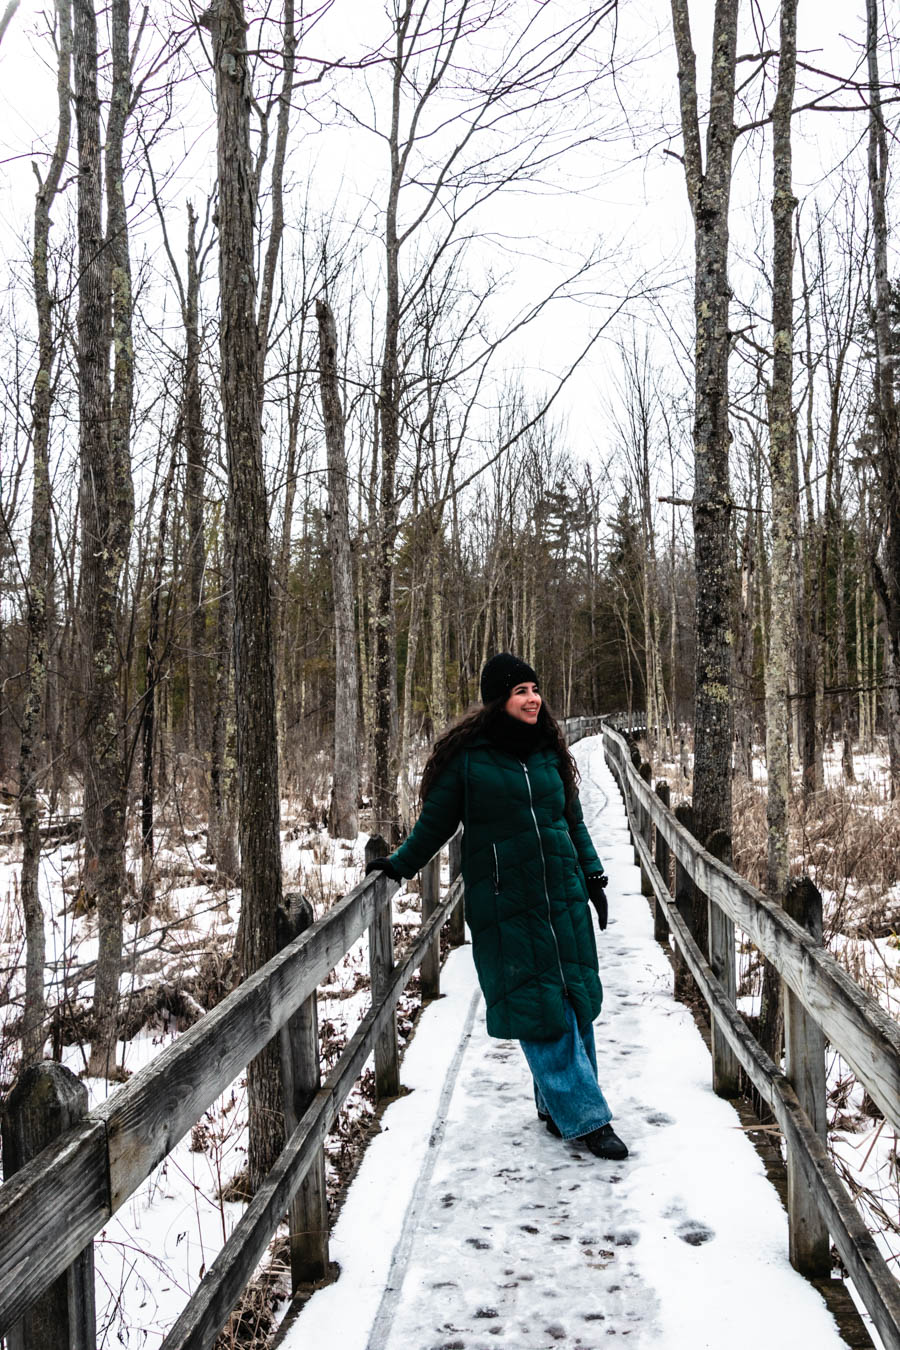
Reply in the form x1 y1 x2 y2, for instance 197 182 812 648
486 711 549 760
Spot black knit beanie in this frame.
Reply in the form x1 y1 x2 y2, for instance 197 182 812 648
480 653 540 705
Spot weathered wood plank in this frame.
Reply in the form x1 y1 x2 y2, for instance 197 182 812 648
653 781 670 943
784 878 830 1277
617 788 900 1349
705 829 740 1098
280 984 329 1287
0 1119 108 1336
673 801 697 1003
277 895 329 1289
160 885 457 1350
605 728 900 1132
97 874 384 1210
368 873 400 1101
420 853 441 1000
2 1064 97 1350
638 762 653 898
448 829 465 947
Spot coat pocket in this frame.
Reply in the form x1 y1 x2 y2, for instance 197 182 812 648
491 843 500 893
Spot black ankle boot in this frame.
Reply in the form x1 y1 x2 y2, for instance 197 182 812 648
537 1111 561 1138
580 1123 628 1160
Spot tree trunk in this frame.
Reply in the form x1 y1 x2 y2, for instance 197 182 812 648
274 349 301 764
203 0 284 1188
141 442 179 917
19 0 72 1068
758 0 799 1080
209 502 239 883
184 202 208 756
316 297 360 839
398 542 423 834
734 517 755 780
74 0 134 1079
374 127 403 838
429 522 448 734
866 0 900 796
765 0 798 904
835 494 856 783
670 0 740 884
856 572 866 752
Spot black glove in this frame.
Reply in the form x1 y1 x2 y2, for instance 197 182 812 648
586 873 608 931
365 857 402 882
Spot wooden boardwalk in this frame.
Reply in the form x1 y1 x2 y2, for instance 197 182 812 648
283 743 861 1350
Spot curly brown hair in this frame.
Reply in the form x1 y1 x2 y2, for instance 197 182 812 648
419 699 582 825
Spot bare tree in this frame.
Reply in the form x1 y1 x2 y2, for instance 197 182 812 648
765 0 798 903
669 0 740 879
202 0 284 1187
317 296 360 838
367 0 617 837
18 0 72 1067
757 0 798 1073
74 0 136 1079
865 0 900 795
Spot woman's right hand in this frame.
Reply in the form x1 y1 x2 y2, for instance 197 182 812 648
365 857 402 882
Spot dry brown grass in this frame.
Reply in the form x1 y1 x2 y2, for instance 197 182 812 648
732 777 900 941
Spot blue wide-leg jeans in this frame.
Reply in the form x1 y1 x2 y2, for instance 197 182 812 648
519 1000 612 1140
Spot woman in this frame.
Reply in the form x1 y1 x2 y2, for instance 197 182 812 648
366 652 628 1161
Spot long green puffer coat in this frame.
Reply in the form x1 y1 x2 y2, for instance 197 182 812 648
387 734 604 1041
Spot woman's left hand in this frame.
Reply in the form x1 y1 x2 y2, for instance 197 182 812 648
586 873 608 930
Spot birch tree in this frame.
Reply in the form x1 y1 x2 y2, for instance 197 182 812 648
765 0 798 904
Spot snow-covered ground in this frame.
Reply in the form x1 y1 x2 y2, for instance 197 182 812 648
0 814 391 1346
284 736 863 1350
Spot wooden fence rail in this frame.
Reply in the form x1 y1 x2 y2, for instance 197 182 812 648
603 723 900 1350
0 831 466 1348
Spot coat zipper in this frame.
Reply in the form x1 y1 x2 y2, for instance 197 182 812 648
521 760 567 992
492 843 500 893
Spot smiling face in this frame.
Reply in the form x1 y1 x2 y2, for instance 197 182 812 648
504 681 542 723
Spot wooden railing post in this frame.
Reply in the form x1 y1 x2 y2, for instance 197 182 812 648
1 1063 96 1350
420 853 441 1000
364 836 401 1101
448 829 465 947
277 891 330 1287
653 782 670 943
627 745 641 863
784 877 830 1277
673 803 696 1003
704 831 741 1098
638 762 653 898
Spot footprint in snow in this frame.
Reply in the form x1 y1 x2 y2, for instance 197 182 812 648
677 1218 715 1246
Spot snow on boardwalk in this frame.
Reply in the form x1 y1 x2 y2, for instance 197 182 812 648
284 736 851 1350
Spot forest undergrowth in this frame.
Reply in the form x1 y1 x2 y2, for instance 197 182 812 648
0 747 438 1349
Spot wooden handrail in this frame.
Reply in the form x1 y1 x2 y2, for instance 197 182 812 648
603 723 900 1350
160 878 463 1350
603 726 900 1133
0 845 466 1343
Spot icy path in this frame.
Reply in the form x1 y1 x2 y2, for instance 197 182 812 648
284 736 851 1350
